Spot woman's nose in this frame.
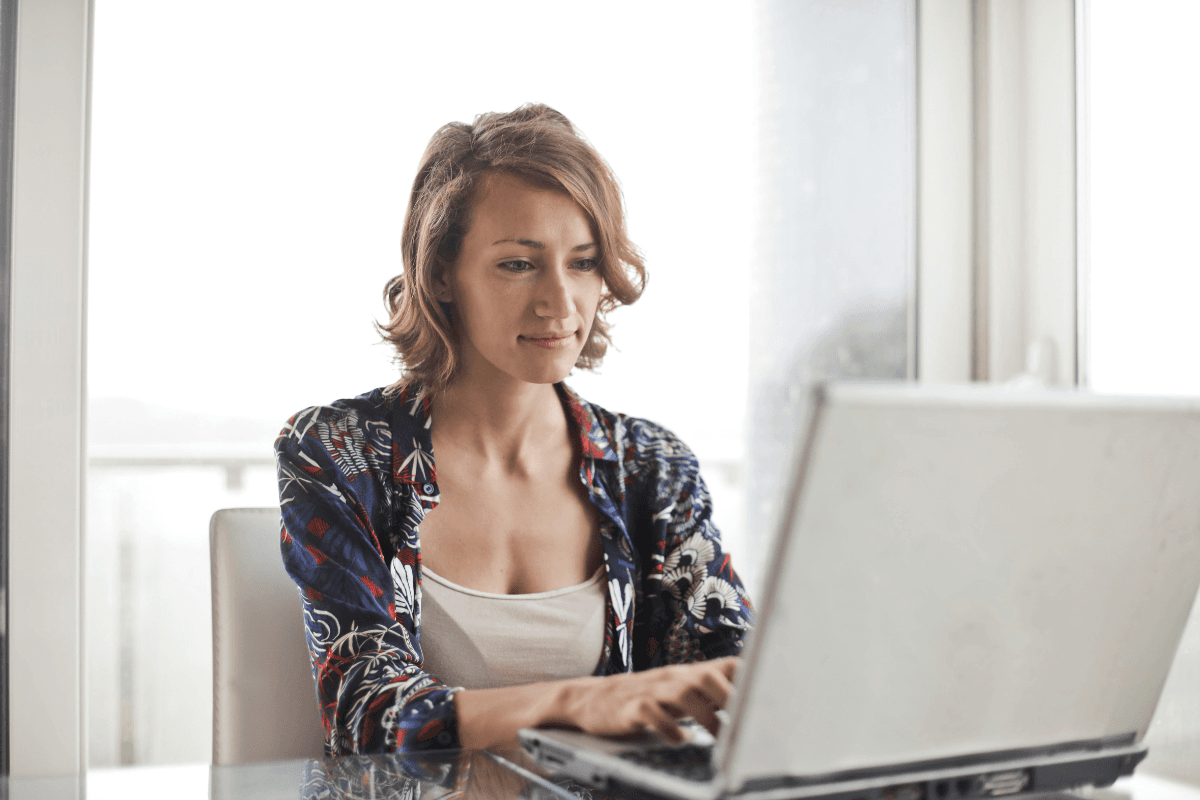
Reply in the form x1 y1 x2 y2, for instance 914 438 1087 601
536 266 575 319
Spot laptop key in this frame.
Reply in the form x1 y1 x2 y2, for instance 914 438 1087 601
616 745 716 782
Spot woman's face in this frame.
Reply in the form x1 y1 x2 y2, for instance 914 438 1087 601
438 172 604 389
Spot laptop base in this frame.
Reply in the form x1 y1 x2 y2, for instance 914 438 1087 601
520 728 1147 800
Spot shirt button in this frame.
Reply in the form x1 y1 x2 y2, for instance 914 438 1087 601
422 483 435 495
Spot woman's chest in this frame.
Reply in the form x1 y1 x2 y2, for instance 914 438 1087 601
414 469 603 595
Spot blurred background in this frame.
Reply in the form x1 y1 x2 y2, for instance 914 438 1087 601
81 0 1199 783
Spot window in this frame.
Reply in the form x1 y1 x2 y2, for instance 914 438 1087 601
86 0 758 766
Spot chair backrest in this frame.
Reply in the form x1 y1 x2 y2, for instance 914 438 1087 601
210 507 325 764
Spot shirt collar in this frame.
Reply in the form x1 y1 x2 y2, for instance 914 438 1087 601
554 382 619 463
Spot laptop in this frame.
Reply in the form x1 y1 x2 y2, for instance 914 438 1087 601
519 382 1200 800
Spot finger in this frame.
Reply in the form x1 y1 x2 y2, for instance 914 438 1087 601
638 700 686 744
665 662 733 709
667 690 720 734
648 663 730 711
713 656 741 681
690 666 735 709
662 690 722 737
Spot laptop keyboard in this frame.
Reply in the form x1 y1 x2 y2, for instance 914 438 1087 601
616 744 715 783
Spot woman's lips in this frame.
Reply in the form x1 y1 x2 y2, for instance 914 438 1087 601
521 333 573 350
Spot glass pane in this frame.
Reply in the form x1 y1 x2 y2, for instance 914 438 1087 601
87 0 754 766
747 0 916 592
1086 0 1200 784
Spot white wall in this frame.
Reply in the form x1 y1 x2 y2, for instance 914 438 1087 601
1085 1 1200 784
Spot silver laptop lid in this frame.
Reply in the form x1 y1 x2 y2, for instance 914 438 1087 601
720 383 1200 790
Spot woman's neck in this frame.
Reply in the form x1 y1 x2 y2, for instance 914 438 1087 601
431 377 569 467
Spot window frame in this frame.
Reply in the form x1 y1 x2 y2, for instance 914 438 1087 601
6 0 92 776
917 0 1078 388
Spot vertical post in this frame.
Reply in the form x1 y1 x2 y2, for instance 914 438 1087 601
971 0 991 381
1074 0 1090 388
0 0 17 778
916 0 976 383
1021 0 1077 387
974 0 1078 386
117 492 135 764
8 0 92 776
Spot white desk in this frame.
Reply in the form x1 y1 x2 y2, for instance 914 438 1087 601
2 758 1197 800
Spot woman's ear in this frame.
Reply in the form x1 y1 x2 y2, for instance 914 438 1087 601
432 259 454 303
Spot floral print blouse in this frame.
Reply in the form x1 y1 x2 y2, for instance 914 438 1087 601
275 382 754 755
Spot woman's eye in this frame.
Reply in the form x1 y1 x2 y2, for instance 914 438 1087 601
499 260 533 273
572 258 599 272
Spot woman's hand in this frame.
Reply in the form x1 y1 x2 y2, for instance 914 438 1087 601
553 658 738 743
454 658 740 750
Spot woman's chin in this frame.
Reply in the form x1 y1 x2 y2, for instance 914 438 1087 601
519 365 577 387
514 354 582 387
464 356 578 390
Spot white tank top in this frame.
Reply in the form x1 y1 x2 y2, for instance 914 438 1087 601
419 565 608 690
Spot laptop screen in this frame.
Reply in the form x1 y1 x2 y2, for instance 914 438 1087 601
722 384 1200 786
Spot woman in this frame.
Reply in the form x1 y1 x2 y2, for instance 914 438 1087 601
276 104 752 755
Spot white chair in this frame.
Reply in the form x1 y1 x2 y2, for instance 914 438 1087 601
210 507 325 764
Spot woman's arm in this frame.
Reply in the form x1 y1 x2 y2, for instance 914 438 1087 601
454 657 739 750
629 417 755 666
277 402 460 754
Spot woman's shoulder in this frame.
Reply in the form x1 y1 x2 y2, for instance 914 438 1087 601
277 387 389 438
275 385 429 461
563 385 700 474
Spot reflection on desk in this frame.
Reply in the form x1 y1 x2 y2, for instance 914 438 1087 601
83 748 594 800
293 748 579 800
3 753 1198 800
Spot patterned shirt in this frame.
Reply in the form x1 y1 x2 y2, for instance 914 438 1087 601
276 382 753 755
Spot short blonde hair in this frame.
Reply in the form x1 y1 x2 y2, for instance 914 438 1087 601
378 104 647 394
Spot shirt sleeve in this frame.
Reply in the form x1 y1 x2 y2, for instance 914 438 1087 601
634 420 754 665
276 405 460 754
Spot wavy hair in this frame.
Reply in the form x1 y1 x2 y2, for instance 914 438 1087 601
378 104 647 395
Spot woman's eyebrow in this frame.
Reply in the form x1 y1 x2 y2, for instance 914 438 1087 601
490 238 597 252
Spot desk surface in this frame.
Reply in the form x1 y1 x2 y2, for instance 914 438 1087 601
4 752 1199 800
